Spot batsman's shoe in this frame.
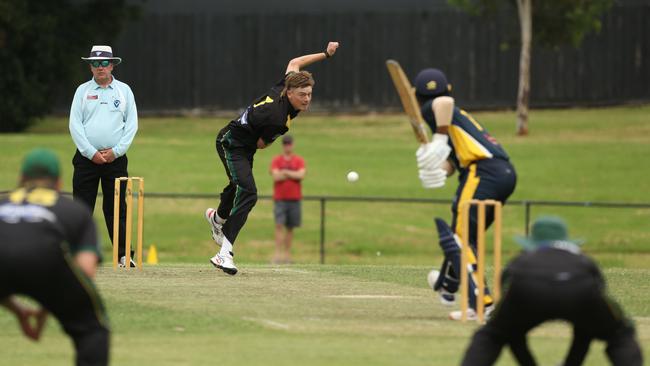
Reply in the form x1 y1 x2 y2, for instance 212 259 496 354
205 208 224 247
119 256 136 268
210 252 238 275
448 304 494 321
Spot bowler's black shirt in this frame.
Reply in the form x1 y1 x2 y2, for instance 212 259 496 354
227 73 300 149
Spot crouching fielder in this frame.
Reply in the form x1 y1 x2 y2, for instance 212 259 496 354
461 217 643 366
205 42 340 275
0 149 109 366
413 68 517 320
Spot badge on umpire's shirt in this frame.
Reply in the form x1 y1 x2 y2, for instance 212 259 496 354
113 99 121 108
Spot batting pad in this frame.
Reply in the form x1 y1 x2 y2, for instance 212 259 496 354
434 218 492 309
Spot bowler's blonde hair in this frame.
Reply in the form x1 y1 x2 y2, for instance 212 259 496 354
283 71 315 96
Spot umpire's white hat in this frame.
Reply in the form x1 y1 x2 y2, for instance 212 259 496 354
81 45 122 65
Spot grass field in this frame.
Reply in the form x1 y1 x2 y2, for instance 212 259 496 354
1 106 649 266
1 106 649 364
1 264 648 365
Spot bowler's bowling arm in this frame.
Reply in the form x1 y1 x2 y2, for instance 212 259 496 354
286 41 340 73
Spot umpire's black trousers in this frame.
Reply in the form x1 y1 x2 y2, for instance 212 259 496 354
215 128 258 246
72 150 129 257
460 274 643 366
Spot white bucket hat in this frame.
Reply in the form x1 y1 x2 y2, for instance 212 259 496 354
81 45 122 65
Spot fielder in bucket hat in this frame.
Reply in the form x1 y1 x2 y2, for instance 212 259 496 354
460 215 643 365
81 45 122 65
515 215 584 251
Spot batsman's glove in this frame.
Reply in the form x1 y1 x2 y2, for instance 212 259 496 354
418 167 447 189
416 134 451 171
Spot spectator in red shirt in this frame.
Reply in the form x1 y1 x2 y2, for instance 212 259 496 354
269 135 306 264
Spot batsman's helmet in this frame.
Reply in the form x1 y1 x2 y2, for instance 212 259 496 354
414 68 451 99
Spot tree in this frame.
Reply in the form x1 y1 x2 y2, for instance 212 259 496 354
448 0 613 135
0 0 139 132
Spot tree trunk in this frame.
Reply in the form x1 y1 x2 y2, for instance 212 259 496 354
516 0 532 136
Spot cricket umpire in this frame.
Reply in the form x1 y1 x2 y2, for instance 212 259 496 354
0 149 110 365
69 45 138 267
205 41 339 275
460 216 643 366
413 68 517 319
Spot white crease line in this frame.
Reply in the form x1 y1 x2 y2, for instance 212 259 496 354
253 268 312 274
326 295 418 299
242 317 290 330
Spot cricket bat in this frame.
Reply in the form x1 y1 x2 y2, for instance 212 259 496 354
386 59 429 144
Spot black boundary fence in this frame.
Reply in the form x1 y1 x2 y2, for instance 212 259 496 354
53 1 650 113
5 190 648 264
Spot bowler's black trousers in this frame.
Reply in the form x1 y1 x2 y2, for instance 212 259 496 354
460 249 643 366
72 150 129 257
215 128 258 246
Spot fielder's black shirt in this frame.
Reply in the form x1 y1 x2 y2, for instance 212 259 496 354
503 245 604 290
0 188 100 259
227 73 300 149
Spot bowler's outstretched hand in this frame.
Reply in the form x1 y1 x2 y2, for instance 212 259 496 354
326 42 340 57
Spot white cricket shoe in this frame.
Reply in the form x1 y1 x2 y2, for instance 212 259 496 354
205 208 224 246
449 304 494 321
119 256 136 268
210 252 238 275
449 308 477 321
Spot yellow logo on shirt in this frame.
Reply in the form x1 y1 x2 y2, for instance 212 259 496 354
10 188 58 206
253 96 274 108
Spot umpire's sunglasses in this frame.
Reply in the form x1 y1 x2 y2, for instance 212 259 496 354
89 60 112 68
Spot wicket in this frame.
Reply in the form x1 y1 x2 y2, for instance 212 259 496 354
460 199 502 322
113 177 144 270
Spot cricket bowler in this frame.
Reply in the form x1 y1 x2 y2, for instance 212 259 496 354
205 41 340 275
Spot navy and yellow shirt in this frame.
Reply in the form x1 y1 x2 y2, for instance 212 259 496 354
421 100 509 171
227 73 300 150
0 188 100 259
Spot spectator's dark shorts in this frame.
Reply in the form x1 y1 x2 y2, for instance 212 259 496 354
274 200 301 228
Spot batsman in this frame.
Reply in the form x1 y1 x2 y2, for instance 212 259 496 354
391 65 517 320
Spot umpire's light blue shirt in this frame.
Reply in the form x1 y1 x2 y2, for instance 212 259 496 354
69 76 138 159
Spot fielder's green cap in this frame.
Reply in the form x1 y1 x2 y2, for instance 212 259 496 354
515 216 584 250
21 148 60 178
